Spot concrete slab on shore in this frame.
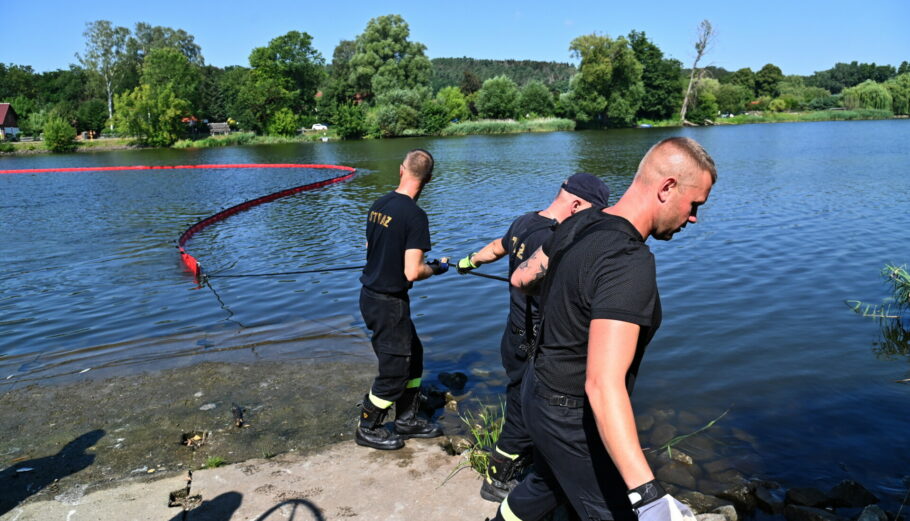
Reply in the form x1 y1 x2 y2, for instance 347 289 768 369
2 439 499 521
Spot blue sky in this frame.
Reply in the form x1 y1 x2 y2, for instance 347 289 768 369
4 0 908 76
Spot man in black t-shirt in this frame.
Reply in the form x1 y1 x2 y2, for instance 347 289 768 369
356 149 449 451
490 138 717 521
456 173 611 502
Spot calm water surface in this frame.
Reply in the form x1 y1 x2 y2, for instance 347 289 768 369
1 121 908 499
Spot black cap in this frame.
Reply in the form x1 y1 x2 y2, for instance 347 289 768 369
561 172 611 207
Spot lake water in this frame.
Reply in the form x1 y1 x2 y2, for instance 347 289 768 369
1 121 908 504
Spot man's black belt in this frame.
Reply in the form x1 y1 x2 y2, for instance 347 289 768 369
534 384 584 408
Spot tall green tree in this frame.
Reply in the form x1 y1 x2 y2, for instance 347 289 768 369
518 80 555 117
77 20 131 129
435 86 470 122
628 30 682 121
842 80 893 111
727 67 756 95
114 84 190 146
884 73 910 115
248 31 325 112
568 34 644 127
714 83 752 114
236 31 324 133
348 15 432 100
755 64 784 97
141 48 200 108
475 75 520 119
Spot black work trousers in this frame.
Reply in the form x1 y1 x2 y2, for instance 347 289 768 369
495 324 534 457
359 286 423 402
496 365 636 521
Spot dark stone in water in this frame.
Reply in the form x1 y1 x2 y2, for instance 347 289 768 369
438 372 468 390
656 461 696 489
784 505 849 521
703 458 734 474
650 423 678 446
636 413 656 432
857 505 888 521
829 479 879 508
717 482 757 513
420 386 447 413
677 490 731 514
786 487 832 508
755 485 785 514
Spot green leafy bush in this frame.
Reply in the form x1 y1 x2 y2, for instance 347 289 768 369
43 116 78 153
266 108 300 136
475 75 520 119
842 80 893 111
332 103 367 140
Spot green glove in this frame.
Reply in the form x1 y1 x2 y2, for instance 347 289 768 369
457 254 478 274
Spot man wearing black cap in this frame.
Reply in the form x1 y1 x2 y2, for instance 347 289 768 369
492 137 716 521
456 173 611 502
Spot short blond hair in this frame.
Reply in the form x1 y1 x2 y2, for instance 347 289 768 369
636 137 717 184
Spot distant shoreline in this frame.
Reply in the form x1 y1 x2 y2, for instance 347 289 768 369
2 113 904 158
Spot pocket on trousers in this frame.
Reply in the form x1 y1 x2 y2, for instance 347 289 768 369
374 299 412 356
580 498 613 521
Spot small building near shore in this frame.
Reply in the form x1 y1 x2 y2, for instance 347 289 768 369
0 103 21 140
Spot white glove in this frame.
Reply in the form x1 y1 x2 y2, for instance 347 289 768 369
635 495 696 521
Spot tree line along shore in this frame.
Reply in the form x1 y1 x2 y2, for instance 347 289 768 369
1 15 909 154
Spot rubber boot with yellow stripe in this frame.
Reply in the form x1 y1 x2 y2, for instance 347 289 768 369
480 447 521 502
355 393 404 450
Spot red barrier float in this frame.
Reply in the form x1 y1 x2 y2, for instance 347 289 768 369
0 162 357 279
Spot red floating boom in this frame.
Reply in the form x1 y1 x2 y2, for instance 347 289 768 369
0 162 357 278
173 164 357 279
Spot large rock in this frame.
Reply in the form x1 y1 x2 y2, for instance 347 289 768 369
713 504 738 521
650 423 679 447
784 505 849 521
656 461 697 489
786 487 832 508
636 413 656 432
755 485 785 514
829 480 879 508
716 482 757 513
677 490 731 514
696 514 726 521
856 505 888 521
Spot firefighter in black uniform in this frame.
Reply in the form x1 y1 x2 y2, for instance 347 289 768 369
493 137 717 521
356 149 449 451
455 173 611 502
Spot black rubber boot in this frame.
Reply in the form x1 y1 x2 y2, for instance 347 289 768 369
355 395 404 450
394 388 443 438
480 449 521 502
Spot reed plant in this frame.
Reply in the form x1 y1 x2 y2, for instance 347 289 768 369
443 400 506 484
440 118 574 136
847 264 910 320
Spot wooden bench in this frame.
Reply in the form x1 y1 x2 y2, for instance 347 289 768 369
208 122 231 136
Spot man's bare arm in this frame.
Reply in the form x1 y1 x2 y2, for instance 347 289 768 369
585 319 655 490
510 246 549 294
404 249 439 281
469 238 508 266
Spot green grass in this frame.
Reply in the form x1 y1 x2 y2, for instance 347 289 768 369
718 109 893 125
173 130 335 149
848 264 910 320
203 456 226 469
443 400 506 484
441 117 575 136
650 409 729 458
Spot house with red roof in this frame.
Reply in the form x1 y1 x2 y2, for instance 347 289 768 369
0 103 21 140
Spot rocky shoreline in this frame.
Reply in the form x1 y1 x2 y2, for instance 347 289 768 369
1 358 905 520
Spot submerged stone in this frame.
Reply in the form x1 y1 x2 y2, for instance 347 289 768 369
784 505 848 521
829 479 879 508
713 504 738 521
650 423 678 447
856 505 888 521
657 461 697 489
678 490 731 514
755 485 785 514
786 487 832 508
716 482 757 513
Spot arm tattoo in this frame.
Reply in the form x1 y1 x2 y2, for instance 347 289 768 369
517 249 549 295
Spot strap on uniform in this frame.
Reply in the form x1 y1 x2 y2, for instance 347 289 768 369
530 208 638 360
